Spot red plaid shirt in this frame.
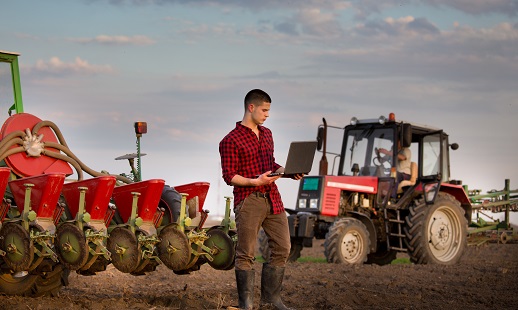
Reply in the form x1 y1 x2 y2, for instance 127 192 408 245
219 122 284 214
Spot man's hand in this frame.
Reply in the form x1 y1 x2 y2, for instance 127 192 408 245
379 148 390 155
288 173 304 180
256 171 282 186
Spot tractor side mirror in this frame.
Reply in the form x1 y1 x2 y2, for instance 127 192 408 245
316 127 324 151
450 143 459 150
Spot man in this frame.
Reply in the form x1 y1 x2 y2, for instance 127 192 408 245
379 140 411 183
219 89 300 310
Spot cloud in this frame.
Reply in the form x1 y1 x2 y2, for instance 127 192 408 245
71 35 156 46
355 16 440 37
24 57 114 76
71 34 156 46
298 19 518 91
426 0 518 17
98 0 351 11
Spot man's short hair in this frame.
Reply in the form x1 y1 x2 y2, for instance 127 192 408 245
244 89 271 109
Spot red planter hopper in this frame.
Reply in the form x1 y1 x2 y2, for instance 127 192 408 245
0 167 11 197
112 179 165 223
61 176 117 220
0 113 73 177
8 173 66 219
174 182 210 212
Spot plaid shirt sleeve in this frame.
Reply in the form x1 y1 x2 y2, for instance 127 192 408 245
219 135 239 186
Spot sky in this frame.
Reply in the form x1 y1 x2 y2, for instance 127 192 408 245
1 0 517 223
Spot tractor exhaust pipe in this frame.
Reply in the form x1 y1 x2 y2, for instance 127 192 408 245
318 118 328 175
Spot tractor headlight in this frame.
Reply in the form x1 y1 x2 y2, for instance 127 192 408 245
350 117 358 126
309 199 319 208
298 198 307 209
378 115 387 124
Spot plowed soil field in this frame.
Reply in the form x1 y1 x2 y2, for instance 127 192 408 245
1 239 517 310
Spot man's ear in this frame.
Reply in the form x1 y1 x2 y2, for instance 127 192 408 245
247 103 255 113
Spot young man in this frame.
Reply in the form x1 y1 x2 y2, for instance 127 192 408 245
219 89 300 310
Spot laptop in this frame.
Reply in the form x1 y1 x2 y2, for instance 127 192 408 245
268 141 318 177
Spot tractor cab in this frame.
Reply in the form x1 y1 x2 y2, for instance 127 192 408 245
336 113 458 202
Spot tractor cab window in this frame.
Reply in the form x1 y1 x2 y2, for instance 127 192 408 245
341 127 394 177
421 133 442 178
0 62 14 117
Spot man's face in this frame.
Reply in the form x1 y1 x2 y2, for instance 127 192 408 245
250 101 270 125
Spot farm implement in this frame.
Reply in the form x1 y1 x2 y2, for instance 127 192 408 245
0 50 236 296
465 179 518 245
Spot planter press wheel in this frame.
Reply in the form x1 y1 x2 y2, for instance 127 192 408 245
157 223 191 271
107 227 141 273
0 222 34 272
0 262 67 297
204 227 236 270
55 223 88 271
223 230 237 270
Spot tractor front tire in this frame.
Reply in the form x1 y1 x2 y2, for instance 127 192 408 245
0 263 69 297
404 192 467 265
324 218 370 264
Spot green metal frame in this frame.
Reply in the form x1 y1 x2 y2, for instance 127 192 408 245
0 50 24 114
466 179 517 244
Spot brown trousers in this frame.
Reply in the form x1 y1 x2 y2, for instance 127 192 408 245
234 193 291 270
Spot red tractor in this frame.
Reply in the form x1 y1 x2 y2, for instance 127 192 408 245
0 50 236 296
262 114 471 265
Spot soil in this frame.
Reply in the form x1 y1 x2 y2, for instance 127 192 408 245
1 238 517 310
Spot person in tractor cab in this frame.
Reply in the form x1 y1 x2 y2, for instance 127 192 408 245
379 140 412 183
219 89 301 310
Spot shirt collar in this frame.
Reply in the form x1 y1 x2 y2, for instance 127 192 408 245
235 121 263 133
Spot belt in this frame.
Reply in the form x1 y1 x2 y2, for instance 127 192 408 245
252 192 269 198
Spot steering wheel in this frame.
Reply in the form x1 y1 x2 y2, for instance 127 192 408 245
373 147 384 166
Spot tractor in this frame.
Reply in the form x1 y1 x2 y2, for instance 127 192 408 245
261 114 471 265
0 50 236 296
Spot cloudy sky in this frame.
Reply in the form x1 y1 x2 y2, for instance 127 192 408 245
1 0 517 218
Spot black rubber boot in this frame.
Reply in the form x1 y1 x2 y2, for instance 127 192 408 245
260 264 293 310
236 269 255 309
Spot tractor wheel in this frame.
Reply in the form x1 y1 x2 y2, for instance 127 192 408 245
258 230 302 263
324 218 370 264
0 263 68 297
258 229 271 261
366 243 397 265
404 192 467 265
158 185 182 227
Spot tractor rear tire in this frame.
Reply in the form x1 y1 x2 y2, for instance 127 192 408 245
258 229 302 263
366 243 397 266
324 218 370 264
404 192 467 265
0 263 68 297
159 185 182 226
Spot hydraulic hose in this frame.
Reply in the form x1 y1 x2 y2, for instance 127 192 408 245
0 119 134 185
